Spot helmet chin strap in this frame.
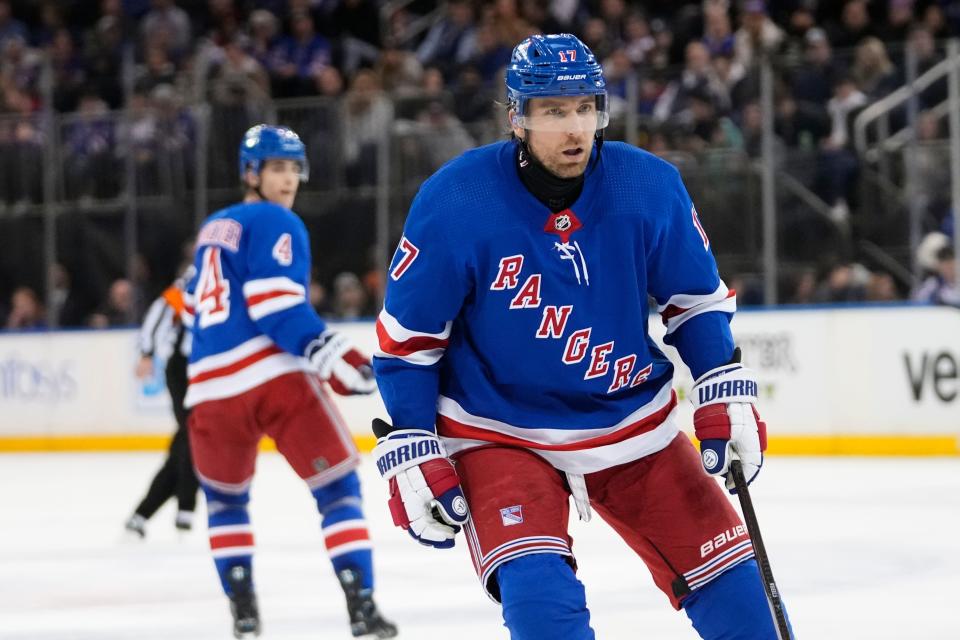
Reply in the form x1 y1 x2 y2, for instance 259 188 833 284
245 184 266 202
243 168 267 202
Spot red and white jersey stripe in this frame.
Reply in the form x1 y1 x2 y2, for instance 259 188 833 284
463 520 573 603
209 523 255 560
322 519 372 558
657 281 736 336
185 335 309 407
375 307 451 366
683 539 754 591
243 276 306 321
439 383 679 474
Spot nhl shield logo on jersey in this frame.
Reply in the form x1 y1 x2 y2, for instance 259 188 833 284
543 208 583 244
500 505 523 526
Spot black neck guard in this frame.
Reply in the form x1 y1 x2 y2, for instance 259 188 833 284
515 140 585 213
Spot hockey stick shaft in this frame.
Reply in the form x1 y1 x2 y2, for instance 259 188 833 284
730 460 792 640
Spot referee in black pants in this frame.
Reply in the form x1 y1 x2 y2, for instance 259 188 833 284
125 273 200 537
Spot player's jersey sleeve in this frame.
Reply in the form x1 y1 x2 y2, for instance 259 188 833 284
241 206 327 355
646 167 735 379
373 189 470 431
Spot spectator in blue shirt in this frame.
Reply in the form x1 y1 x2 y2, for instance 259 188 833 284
268 11 331 97
416 0 477 75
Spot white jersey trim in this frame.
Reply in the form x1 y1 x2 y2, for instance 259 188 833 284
378 307 452 342
243 277 307 321
185 352 309 407
437 382 674 446
188 335 274 378
657 281 737 335
374 308 452 366
247 293 306 320
374 347 447 366
441 409 681 475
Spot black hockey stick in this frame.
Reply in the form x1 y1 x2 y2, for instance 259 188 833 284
730 460 792 640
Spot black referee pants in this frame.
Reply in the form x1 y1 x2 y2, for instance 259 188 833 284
134 350 200 518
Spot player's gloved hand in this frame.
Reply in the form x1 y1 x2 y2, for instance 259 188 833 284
371 418 470 549
305 331 377 396
690 348 767 493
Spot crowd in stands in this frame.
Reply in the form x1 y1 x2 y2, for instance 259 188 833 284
2 0 960 327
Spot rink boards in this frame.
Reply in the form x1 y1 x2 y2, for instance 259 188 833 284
0 305 957 454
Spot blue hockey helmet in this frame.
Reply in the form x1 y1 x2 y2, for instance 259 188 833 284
238 124 309 182
505 34 608 131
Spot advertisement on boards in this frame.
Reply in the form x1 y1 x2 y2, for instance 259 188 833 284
1 307 957 442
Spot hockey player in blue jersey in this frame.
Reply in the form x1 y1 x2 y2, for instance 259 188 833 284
183 125 397 639
371 34 792 639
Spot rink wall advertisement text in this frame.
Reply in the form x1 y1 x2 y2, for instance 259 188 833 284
1 306 957 455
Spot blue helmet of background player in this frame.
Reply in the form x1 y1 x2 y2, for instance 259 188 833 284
238 124 309 183
505 34 609 134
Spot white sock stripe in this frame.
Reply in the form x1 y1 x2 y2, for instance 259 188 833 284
327 540 373 558
322 519 368 536
211 546 256 559
209 525 253 537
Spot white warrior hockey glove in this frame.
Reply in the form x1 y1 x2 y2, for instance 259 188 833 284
305 331 377 395
691 349 767 494
371 418 470 549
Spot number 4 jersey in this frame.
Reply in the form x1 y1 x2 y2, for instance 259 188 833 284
182 201 327 408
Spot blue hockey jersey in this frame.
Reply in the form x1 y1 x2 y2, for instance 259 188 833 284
373 141 736 473
182 200 327 408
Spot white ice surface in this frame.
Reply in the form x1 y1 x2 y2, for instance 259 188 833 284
1 453 957 639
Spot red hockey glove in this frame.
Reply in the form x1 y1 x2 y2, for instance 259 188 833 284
691 350 767 494
371 418 470 549
305 331 377 395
